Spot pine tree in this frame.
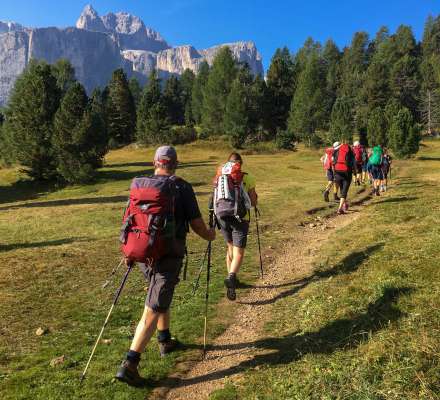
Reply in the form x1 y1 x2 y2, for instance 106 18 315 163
163 75 184 125
322 39 341 129
288 54 326 146
53 82 107 183
191 61 209 125
329 96 354 143
180 69 195 126
136 70 169 144
128 77 143 107
224 78 249 148
266 47 296 134
2 60 60 180
248 74 269 140
105 68 136 147
51 59 76 94
367 107 388 147
201 47 237 135
389 107 420 158
363 60 390 112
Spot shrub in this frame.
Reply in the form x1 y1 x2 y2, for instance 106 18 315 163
276 129 296 150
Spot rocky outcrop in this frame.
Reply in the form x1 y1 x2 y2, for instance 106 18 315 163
0 5 264 106
76 5 169 52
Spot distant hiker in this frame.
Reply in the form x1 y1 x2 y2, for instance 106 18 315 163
352 140 367 185
332 142 356 215
116 146 216 387
212 152 257 301
368 145 384 196
320 143 340 202
381 148 392 192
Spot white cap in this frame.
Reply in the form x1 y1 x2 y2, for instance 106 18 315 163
333 141 341 149
353 140 360 146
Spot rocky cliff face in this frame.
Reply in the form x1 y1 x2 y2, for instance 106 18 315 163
0 4 264 106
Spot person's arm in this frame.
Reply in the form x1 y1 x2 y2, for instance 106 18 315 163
248 188 258 207
190 218 216 241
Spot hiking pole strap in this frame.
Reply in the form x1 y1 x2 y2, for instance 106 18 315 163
254 207 264 279
183 247 188 281
80 263 133 384
102 257 125 289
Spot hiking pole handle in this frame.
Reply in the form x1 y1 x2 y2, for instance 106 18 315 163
80 262 133 385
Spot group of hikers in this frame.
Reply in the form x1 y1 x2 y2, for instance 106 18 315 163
320 141 392 214
84 141 392 387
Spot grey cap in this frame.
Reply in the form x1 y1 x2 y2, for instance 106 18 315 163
154 145 178 164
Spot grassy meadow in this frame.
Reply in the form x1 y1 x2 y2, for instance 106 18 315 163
211 140 440 400
0 140 341 400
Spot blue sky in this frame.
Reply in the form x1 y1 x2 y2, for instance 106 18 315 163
1 0 440 70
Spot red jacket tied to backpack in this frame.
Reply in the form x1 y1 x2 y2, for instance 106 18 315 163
333 144 354 173
323 147 334 170
352 144 365 164
120 176 178 263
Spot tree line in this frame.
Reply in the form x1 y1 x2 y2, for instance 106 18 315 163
2 14 440 182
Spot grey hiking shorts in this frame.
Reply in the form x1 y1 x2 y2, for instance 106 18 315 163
139 256 183 313
218 216 250 248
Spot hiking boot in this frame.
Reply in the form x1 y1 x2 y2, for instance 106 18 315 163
337 209 346 215
323 190 330 202
343 202 349 212
115 360 147 387
375 188 380 196
158 338 180 357
224 274 237 301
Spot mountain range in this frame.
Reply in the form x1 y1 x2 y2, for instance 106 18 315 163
0 5 264 106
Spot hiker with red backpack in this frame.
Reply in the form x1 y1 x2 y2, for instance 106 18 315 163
320 142 340 202
332 142 356 215
212 152 257 301
352 140 367 185
116 146 216 387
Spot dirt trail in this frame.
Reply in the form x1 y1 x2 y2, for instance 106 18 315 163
156 193 371 400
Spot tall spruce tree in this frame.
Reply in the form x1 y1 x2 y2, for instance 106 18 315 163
53 82 106 183
128 77 143 107
329 96 354 143
224 77 249 148
105 68 136 147
288 54 326 146
201 47 237 135
163 75 184 125
266 47 296 134
191 61 209 125
180 69 195 126
367 107 388 147
136 70 169 144
389 107 421 158
2 60 60 180
52 59 76 95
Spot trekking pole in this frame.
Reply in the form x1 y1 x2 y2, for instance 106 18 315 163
101 257 125 289
203 211 214 358
80 262 134 385
191 244 209 295
254 207 264 279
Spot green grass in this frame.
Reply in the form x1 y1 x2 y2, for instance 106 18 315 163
218 141 440 399
0 140 347 400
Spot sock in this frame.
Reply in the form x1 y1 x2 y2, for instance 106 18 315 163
157 329 171 343
126 350 141 365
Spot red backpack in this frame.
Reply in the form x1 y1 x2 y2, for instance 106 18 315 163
119 176 178 263
323 148 334 170
353 145 364 163
333 144 353 173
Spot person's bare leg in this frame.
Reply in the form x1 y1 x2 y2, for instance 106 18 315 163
229 246 245 275
338 197 345 212
157 309 170 331
226 242 233 273
130 306 160 353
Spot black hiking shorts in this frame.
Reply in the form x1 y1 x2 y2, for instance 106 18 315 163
326 169 334 182
218 216 250 248
334 171 352 199
139 256 183 313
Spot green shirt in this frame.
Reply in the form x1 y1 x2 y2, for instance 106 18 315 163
243 173 256 192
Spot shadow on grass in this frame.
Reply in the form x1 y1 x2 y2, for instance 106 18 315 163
0 195 128 211
0 180 59 205
0 237 88 252
417 156 440 161
163 286 412 390
238 243 384 307
376 196 418 205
